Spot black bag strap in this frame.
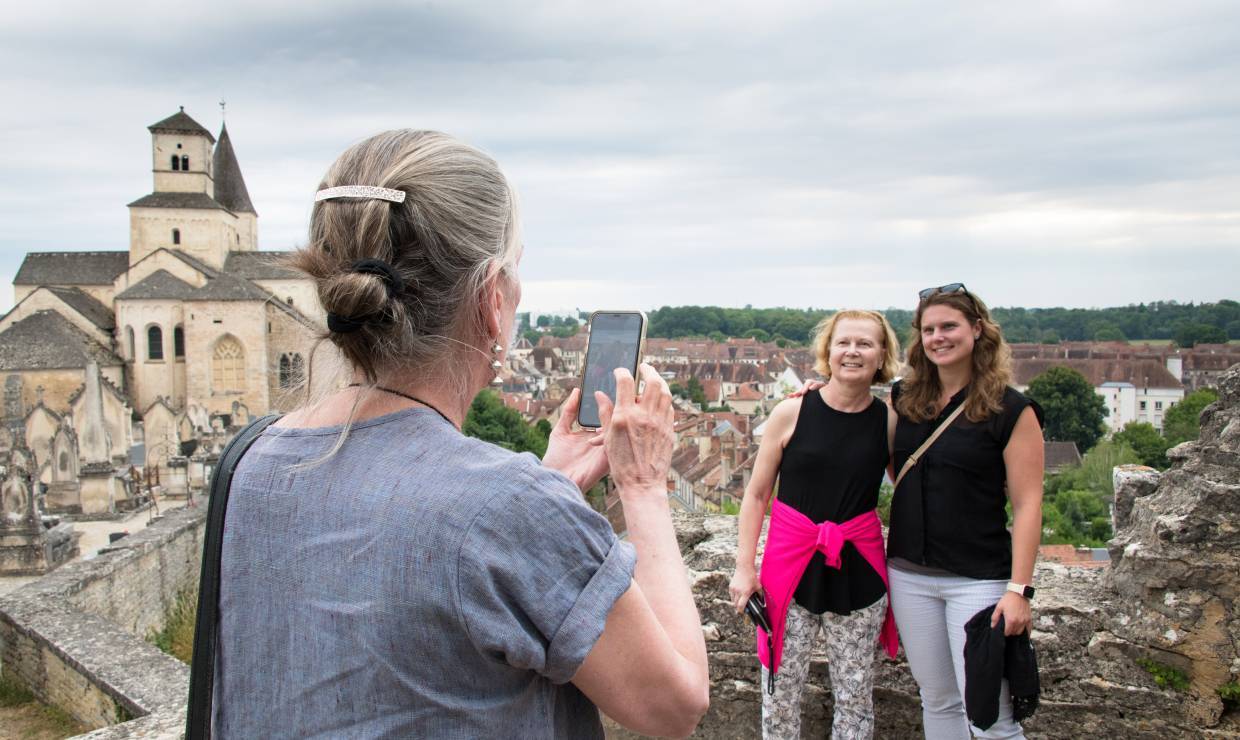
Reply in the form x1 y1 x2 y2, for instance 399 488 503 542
186 414 282 739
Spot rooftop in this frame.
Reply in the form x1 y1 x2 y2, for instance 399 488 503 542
13 251 128 286
127 192 228 211
0 311 123 371
147 108 215 143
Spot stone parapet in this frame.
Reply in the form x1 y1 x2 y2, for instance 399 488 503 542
0 505 205 737
623 512 1228 739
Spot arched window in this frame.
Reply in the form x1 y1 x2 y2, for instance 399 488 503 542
126 326 135 360
279 353 305 389
212 337 245 392
172 228 180 245
181 155 190 170
59 451 69 472
173 326 185 359
147 325 164 361
171 154 180 171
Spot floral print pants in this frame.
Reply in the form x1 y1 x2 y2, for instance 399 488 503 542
761 595 887 740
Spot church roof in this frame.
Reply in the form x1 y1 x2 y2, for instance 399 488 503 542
148 108 215 144
13 251 129 286
115 270 196 301
0 310 123 371
45 287 115 330
185 273 273 302
212 124 256 215
127 192 228 211
223 251 299 279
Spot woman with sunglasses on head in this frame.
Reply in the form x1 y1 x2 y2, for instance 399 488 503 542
886 284 1044 739
729 310 902 740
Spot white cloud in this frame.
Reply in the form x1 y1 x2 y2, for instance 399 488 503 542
1 1 1238 314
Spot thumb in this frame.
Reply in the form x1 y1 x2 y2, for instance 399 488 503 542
555 388 580 434
596 391 614 431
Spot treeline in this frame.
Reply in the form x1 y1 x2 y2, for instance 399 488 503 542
646 300 1240 347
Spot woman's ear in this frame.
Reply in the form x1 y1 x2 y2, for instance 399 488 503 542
480 264 511 344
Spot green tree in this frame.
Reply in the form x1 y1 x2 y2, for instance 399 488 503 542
1162 388 1219 446
1040 329 1061 344
1044 439 1140 499
536 314 551 328
686 376 707 407
1026 366 1107 452
463 390 548 457
1112 422 1171 469
1174 322 1227 348
1092 323 1126 342
522 328 542 346
1043 488 1111 547
744 328 770 342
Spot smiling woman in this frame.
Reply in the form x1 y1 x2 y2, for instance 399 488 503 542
730 309 901 739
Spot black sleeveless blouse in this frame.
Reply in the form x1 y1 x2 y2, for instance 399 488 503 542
888 381 1044 580
775 391 888 615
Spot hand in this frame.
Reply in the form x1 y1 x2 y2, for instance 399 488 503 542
992 591 1032 636
542 388 609 493
728 566 762 614
786 379 824 399
598 364 674 498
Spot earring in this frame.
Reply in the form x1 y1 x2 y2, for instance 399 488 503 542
490 340 504 386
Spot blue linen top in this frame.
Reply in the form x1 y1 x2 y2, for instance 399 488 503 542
211 407 637 739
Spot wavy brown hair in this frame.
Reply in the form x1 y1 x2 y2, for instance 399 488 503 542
895 290 1012 423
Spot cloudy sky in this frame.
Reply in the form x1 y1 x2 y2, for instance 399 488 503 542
2 1 1238 314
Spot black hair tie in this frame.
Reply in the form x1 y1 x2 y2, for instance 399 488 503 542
327 312 369 334
325 259 404 334
352 259 404 299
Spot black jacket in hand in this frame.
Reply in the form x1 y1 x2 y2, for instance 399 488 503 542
963 604 1040 730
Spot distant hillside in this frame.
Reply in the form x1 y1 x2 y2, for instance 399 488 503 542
646 300 1240 347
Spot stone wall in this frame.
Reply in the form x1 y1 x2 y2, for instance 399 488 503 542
0 505 205 737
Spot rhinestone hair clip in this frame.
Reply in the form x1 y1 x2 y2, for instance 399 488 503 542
315 185 406 203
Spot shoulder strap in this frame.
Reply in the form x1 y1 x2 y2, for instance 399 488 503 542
894 402 966 490
186 414 282 740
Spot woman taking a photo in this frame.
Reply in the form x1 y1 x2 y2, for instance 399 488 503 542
207 131 708 738
729 310 901 740
887 284 1044 739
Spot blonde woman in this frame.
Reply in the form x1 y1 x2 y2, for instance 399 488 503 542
886 284 1044 739
729 310 901 740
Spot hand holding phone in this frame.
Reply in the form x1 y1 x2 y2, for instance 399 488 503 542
578 311 647 428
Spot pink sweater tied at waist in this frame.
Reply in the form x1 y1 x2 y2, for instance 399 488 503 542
756 499 900 675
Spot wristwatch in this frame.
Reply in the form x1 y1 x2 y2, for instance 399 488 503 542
1007 582 1035 600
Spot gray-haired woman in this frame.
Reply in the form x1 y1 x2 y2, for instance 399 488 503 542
209 131 708 738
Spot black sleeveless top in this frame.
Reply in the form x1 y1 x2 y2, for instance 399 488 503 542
888 381 1044 580
775 391 888 615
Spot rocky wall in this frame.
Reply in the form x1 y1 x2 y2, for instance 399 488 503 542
0 505 205 737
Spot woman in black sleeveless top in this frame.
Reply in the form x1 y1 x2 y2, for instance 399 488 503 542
730 310 901 740
886 285 1044 739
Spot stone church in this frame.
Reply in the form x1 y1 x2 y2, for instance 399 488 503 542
0 108 323 507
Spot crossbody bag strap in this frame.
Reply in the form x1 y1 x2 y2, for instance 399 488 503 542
893 402 967 490
186 414 282 740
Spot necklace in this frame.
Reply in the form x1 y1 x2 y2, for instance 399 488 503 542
347 383 456 429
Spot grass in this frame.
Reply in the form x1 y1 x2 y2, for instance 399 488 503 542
148 586 197 665
1136 657 1190 691
0 671 88 738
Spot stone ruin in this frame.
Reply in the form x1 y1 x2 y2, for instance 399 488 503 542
610 363 1240 739
0 441 78 575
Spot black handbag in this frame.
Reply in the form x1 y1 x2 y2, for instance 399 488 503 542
186 414 282 740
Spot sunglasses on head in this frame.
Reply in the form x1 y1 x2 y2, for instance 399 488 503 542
918 282 969 302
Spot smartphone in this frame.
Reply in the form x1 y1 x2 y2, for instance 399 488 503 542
577 311 648 428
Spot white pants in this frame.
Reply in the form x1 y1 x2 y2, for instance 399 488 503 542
887 567 1025 739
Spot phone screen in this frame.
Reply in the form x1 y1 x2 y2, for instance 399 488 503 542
578 312 645 427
